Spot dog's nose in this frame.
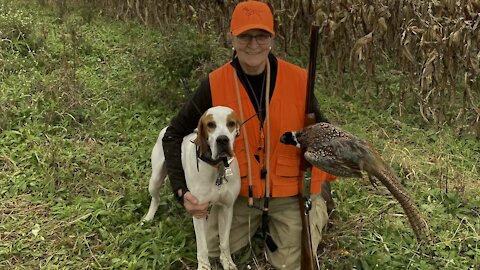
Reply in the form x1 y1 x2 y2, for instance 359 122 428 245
216 135 229 145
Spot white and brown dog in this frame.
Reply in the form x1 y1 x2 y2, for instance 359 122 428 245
144 106 241 270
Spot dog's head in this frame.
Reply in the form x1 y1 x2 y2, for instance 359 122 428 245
194 106 240 160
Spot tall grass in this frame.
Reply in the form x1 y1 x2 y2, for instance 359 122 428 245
0 1 479 269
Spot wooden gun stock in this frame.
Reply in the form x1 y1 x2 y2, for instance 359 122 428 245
300 22 320 270
299 195 316 270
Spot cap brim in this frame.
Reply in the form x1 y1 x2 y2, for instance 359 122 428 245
232 24 275 36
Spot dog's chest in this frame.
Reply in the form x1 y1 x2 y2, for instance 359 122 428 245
184 160 240 205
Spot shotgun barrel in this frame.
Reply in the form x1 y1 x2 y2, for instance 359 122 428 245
300 22 320 270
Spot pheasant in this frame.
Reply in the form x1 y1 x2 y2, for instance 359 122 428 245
280 122 429 241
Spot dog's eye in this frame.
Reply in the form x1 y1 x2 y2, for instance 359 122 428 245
227 121 236 128
207 122 216 129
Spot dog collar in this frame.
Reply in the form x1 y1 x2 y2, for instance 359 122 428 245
195 146 235 187
196 147 229 168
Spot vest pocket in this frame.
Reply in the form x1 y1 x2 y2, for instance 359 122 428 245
275 155 300 178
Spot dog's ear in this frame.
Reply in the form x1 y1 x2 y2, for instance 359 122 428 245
194 116 209 156
229 110 241 138
235 120 241 137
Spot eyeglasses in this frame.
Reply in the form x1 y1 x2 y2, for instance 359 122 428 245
236 33 271 45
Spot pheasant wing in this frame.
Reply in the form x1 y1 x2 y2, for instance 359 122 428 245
304 147 362 178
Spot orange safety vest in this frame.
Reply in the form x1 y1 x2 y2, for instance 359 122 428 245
209 59 335 198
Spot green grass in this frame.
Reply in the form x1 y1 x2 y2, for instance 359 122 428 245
1 1 479 269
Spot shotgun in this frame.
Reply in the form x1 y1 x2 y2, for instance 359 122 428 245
300 22 320 270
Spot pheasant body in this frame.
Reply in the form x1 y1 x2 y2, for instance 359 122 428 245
280 122 429 241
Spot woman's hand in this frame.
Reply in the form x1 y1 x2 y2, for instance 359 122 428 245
183 191 209 219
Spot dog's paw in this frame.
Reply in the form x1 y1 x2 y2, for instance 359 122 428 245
219 254 237 270
197 262 211 270
142 217 152 222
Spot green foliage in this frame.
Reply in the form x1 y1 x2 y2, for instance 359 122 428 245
0 3 36 55
158 24 229 104
0 1 478 270
161 26 212 83
315 92 480 269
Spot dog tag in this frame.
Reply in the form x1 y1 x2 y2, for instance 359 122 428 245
225 167 233 177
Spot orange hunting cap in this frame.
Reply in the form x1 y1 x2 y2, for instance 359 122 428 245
230 1 274 36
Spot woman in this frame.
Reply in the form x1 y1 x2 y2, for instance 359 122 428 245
162 1 335 268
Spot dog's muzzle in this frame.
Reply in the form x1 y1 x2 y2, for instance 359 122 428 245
216 135 233 157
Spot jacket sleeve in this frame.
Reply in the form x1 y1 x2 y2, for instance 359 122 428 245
162 78 212 203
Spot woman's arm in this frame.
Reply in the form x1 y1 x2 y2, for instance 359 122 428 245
162 78 212 202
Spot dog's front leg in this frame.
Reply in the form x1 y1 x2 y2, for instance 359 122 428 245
193 217 211 270
218 205 237 270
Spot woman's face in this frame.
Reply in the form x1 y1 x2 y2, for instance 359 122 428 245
232 29 273 75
